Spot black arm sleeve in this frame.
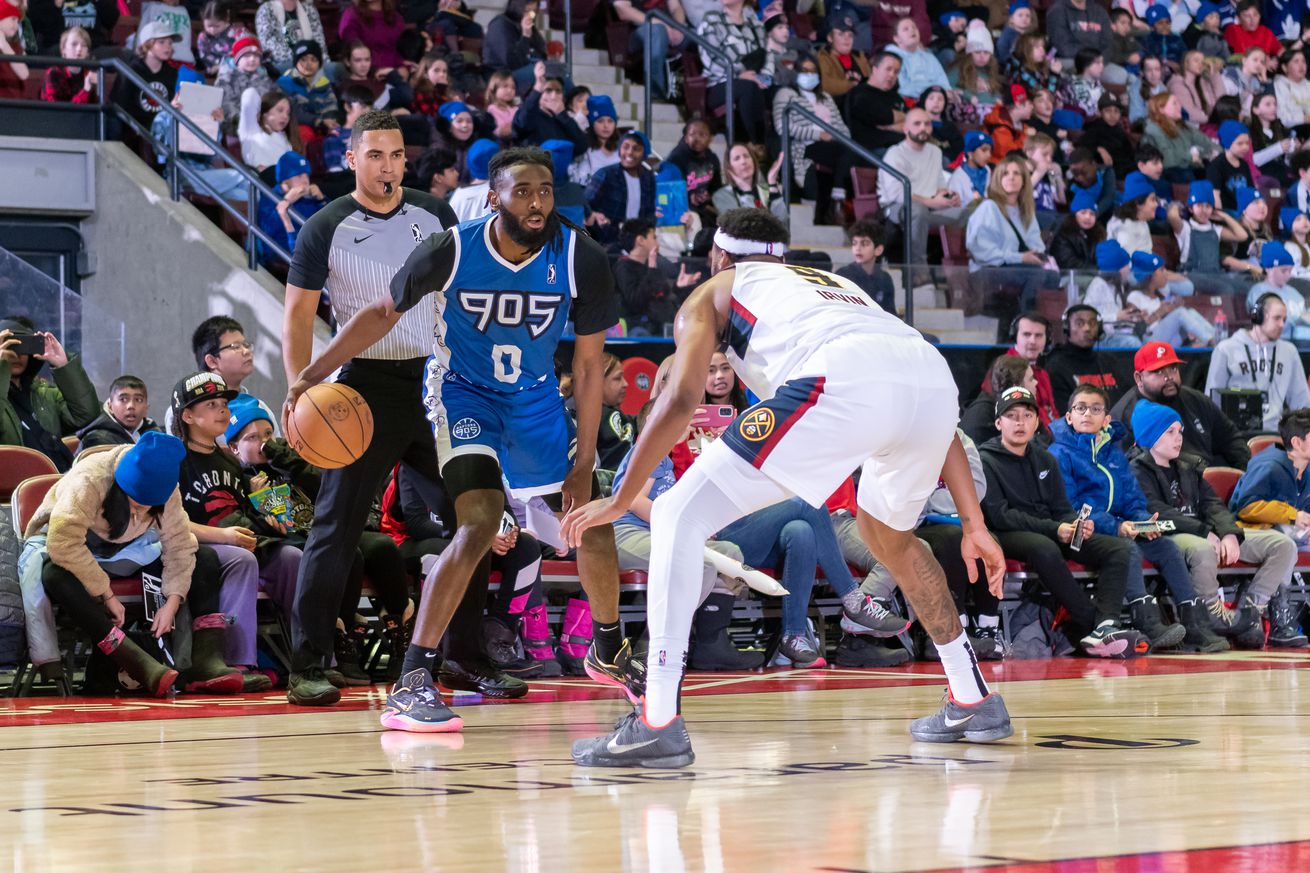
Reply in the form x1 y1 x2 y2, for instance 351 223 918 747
390 228 459 314
571 235 620 335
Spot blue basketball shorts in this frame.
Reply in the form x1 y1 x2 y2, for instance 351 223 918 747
423 361 573 497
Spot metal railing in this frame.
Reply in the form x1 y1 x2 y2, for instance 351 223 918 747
0 53 305 271
642 8 732 144
778 100 914 323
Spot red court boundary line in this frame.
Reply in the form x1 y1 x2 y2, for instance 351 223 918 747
879 836 1310 872
1 652 1304 727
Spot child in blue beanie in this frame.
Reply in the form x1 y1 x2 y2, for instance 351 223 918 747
27 431 244 696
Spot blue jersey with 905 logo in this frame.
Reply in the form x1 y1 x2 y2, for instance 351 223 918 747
390 214 617 393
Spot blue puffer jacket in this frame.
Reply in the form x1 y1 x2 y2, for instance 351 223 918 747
1048 419 1150 535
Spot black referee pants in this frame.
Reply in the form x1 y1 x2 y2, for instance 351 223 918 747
290 358 483 670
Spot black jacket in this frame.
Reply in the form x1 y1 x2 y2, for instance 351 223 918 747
1110 385 1251 470
76 411 163 450
1129 452 1244 540
511 89 588 155
979 437 1078 538
1044 344 1127 413
1049 224 1099 271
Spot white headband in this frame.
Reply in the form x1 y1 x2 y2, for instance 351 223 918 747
714 228 787 257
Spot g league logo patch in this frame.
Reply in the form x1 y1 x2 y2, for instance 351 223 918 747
411 223 424 244
739 409 775 442
546 264 557 285
452 418 482 440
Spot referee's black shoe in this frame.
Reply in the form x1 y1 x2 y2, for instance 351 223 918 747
437 658 529 699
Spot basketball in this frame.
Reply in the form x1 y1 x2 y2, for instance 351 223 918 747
286 383 374 469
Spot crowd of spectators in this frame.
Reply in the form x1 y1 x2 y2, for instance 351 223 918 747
7 0 1310 690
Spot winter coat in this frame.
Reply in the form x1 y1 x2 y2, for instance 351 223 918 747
24 445 197 600
1048 418 1151 535
1 354 99 461
218 64 274 132
1130 452 1244 539
276 69 339 128
1227 446 1310 527
76 408 164 449
979 437 1079 537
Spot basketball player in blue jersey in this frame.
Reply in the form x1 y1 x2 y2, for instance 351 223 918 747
562 208 1013 767
288 147 639 732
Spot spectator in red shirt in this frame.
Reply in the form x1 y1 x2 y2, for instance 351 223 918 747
1224 1 1283 58
41 26 97 103
0 1 29 100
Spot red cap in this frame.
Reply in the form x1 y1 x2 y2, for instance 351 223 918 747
231 35 261 59
1009 83 1029 104
1134 341 1183 372
0 2 21 21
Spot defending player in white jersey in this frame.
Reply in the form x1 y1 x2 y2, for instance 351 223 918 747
562 208 1012 768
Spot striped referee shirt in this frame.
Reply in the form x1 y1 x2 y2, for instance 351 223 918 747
288 189 458 361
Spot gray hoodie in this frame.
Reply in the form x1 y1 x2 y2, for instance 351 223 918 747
1205 328 1310 431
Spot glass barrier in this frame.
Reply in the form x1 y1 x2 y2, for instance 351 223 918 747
0 246 125 388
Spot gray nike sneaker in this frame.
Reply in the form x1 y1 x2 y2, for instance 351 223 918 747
572 710 696 769
910 692 1013 743
841 591 912 636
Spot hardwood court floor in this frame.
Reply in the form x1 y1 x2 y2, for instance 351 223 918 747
2 651 1309 873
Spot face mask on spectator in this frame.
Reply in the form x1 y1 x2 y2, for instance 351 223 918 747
796 72 820 91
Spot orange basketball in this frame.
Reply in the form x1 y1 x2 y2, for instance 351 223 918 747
286 383 374 469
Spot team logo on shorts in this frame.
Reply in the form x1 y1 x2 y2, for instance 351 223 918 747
452 418 482 440
739 409 775 441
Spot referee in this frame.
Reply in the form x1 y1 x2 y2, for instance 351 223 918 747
281 111 490 705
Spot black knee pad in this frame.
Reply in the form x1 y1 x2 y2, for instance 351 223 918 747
443 454 504 501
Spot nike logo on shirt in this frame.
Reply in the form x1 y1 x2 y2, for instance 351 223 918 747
354 234 373 244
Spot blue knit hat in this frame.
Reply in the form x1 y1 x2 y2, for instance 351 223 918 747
1096 240 1131 273
1131 250 1164 283
1219 120 1249 150
1145 4 1171 24
964 130 993 154
224 393 273 444
938 10 965 25
1236 186 1264 215
586 94 617 124
1120 172 1156 205
114 431 186 506
1008 0 1030 12
1281 206 1307 235
1196 2 1224 23
1051 109 1085 130
1189 180 1215 206
540 138 574 181
175 65 205 96
1131 399 1182 450
466 138 499 180
1262 240 1294 269
622 129 651 157
1071 189 1098 215
275 151 311 184
438 100 471 122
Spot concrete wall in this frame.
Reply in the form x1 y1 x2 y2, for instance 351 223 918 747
75 140 329 414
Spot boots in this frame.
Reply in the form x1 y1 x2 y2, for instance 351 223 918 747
380 600 415 681
1267 588 1309 647
1129 595 1187 650
484 616 548 678
688 593 763 671
1176 598 1230 653
98 626 177 697
182 616 245 694
1206 594 1258 637
557 598 592 676
1231 596 1268 648
519 604 564 677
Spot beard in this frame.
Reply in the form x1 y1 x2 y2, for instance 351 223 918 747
498 207 560 251
909 130 932 144
1142 381 1179 402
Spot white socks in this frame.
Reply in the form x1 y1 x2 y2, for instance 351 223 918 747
935 632 989 705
